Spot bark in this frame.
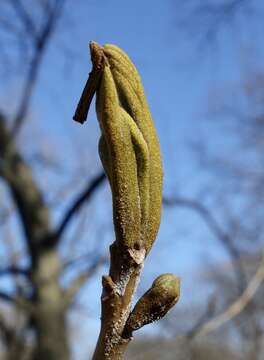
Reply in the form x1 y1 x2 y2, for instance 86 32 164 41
92 244 141 360
32 249 70 360
0 115 71 359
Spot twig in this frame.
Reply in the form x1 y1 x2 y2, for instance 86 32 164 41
163 196 246 290
56 171 106 238
0 291 31 311
10 0 38 40
11 0 66 135
63 256 107 305
0 266 29 277
196 252 264 337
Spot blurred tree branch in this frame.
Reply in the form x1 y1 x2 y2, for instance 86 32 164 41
0 266 29 278
0 2 108 358
56 171 106 239
10 0 39 40
0 290 31 311
63 255 107 306
176 0 257 49
163 195 246 290
0 113 51 255
196 252 264 337
5 0 66 135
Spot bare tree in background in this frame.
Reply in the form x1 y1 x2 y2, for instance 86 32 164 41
163 0 264 358
0 1 107 359
189 67 264 360
1 1 264 359
175 0 261 50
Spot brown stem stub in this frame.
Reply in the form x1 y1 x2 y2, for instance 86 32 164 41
72 71 100 124
90 41 109 70
73 41 109 124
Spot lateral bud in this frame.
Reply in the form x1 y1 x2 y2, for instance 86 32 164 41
124 273 180 336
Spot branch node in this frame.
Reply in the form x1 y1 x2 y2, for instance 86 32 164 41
124 274 180 335
102 275 117 301
127 247 146 265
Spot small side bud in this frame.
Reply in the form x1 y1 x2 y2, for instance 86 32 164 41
124 274 180 335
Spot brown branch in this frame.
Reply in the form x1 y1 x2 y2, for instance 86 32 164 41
73 69 103 124
163 195 246 290
92 244 145 360
73 41 109 124
56 171 106 238
196 252 264 337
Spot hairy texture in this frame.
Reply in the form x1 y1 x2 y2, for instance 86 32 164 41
124 274 180 335
96 66 142 250
97 43 163 253
73 42 178 360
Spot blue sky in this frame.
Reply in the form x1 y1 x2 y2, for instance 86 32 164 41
1 0 264 357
